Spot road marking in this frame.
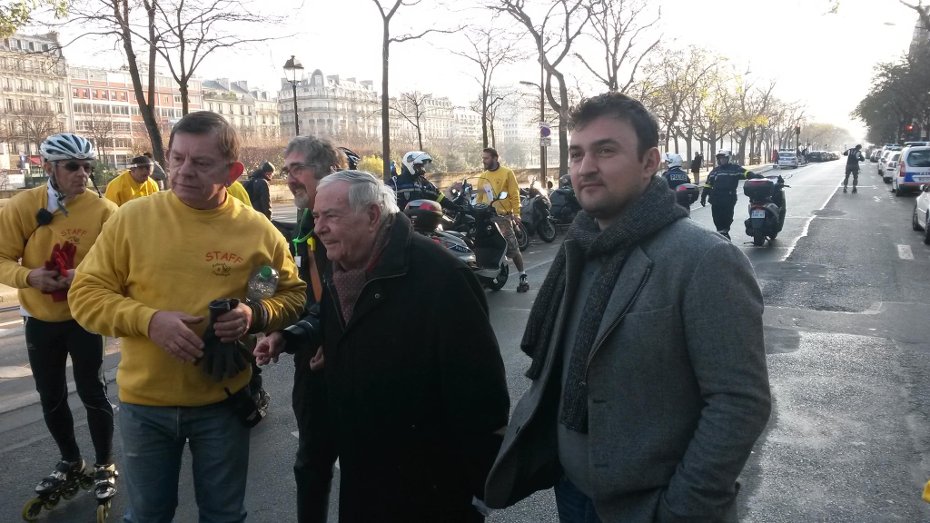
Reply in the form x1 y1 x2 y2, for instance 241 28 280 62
897 245 914 260
0 365 32 378
783 189 836 261
0 319 20 327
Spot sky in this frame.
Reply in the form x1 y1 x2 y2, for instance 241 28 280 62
41 0 922 142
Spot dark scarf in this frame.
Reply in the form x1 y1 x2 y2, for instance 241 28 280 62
521 176 688 433
331 215 395 323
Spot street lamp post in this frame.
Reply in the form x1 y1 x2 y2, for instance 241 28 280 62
519 80 547 184
283 55 304 137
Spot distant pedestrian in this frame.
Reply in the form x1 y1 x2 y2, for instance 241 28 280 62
104 155 159 207
771 148 779 165
485 91 771 523
244 160 275 219
690 151 703 184
143 152 167 190
842 144 865 193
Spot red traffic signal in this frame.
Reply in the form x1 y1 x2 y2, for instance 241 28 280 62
906 124 915 132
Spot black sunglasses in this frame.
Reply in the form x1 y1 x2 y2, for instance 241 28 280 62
60 161 95 172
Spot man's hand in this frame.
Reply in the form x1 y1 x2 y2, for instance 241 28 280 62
148 311 205 362
309 346 325 371
26 267 68 293
254 331 285 366
211 301 253 343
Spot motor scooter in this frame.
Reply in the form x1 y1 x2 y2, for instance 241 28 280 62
520 179 556 242
447 179 512 290
743 175 789 246
549 176 581 229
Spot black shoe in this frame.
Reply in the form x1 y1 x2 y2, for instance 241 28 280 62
852 187 857 193
517 274 529 293
843 186 847 193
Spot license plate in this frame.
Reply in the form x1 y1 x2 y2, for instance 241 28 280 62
913 175 930 183
751 210 766 218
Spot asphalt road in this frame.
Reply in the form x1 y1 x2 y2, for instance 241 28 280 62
2 160 930 521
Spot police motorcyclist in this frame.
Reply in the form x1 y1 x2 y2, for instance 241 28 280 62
661 152 691 189
700 150 762 240
389 151 455 211
662 152 696 213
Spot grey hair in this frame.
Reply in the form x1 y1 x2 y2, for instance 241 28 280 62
283 135 346 179
317 170 399 219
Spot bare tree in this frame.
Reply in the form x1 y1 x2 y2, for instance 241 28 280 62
901 1 930 30
151 0 283 114
372 0 457 181
575 0 661 93
67 0 166 165
454 27 524 148
9 106 62 155
391 91 432 151
489 0 593 176
82 118 116 166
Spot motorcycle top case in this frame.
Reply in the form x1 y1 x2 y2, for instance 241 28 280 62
743 178 775 199
675 183 700 203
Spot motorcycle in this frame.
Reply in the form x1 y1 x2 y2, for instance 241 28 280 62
743 175 789 246
403 199 479 270
549 175 582 229
445 179 513 291
520 179 557 243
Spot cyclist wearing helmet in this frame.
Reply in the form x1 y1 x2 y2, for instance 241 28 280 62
0 133 120 504
700 150 761 240
389 151 452 212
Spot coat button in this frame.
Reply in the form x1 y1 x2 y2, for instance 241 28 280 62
374 293 382 299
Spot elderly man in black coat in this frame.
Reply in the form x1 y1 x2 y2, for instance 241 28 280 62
305 170 510 523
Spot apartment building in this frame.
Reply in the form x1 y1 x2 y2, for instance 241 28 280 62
279 69 381 140
0 32 69 171
202 79 279 140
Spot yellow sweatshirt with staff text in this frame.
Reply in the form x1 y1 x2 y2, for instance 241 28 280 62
0 186 117 321
69 191 306 407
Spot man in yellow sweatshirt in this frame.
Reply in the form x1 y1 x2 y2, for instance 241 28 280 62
70 111 306 522
0 133 119 508
104 155 159 206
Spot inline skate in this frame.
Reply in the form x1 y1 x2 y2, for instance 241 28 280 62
22 459 92 521
92 463 118 522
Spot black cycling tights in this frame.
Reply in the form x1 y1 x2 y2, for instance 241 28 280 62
25 317 114 465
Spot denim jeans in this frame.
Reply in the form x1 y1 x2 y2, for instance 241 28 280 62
554 476 602 523
119 401 250 523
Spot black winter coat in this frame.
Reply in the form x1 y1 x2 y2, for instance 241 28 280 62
317 213 510 523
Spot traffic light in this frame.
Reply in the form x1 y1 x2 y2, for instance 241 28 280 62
795 125 801 136
906 124 915 132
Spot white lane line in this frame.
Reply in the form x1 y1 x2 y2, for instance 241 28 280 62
0 320 21 327
898 244 914 260
782 188 837 261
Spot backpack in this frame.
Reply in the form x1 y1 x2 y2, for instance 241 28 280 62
242 178 258 202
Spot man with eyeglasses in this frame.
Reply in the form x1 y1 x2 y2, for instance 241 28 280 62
0 133 120 508
254 135 346 523
69 112 306 522
104 154 160 207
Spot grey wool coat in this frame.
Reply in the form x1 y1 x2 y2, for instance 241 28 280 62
485 217 771 522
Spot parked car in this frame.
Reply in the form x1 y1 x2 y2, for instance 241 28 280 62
777 150 799 169
893 145 930 195
883 152 901 184
869 150 881 162
879 148 900 178
913 184 930 244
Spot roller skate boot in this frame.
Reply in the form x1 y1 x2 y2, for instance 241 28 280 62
22 459 89 521
93 463 118 522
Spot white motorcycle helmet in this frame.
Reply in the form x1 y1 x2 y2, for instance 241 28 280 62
715 149 732 165
662 152 683 169
402 151 432 175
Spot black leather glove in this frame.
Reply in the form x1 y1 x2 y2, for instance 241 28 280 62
199 299 250 382
700 190 707 207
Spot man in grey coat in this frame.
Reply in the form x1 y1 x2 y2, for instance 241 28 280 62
484 92 771 522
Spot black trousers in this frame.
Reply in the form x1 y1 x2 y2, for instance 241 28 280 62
292 351 334 523
711 195 737 232
25 317 114 465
